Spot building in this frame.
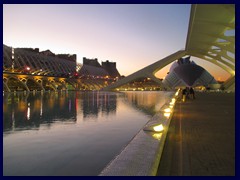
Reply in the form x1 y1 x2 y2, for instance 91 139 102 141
3 44 77 77
162 56 218 88
78 57 121 78
101 60 120 78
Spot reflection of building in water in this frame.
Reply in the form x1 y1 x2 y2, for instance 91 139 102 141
3 91 118 131
82 91 117 118
123 92 169 115
3 92 77 132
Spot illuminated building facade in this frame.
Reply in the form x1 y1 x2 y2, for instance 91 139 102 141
3 44 77 77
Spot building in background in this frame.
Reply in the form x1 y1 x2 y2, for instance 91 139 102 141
101 60 120 78
3 44 122 91
78 57 121 79
3 44 77 77
162 56 219 89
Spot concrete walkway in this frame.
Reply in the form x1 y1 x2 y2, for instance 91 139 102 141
157 92 235 176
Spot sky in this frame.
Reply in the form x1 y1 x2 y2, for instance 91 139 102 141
3 4 230 81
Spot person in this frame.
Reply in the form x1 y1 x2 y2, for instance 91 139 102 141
182 87 187 102
189 87 195 99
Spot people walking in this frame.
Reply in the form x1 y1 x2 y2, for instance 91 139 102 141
182 87 187 102
189 87 195 99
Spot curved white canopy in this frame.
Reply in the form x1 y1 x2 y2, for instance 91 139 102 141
186 4 235 76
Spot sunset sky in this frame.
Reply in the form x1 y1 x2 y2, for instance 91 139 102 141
3 4 231 81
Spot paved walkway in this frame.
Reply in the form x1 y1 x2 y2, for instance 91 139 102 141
157 92 235 176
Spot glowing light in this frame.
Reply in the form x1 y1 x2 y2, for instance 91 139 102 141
175 91 179 96
182 96 186 102
40 99 43 116
170 101 175 105
164 112 171 118
74 72 78 76
153 124 164 132
152 133 162 140
164 108 171 113
27 103 30 120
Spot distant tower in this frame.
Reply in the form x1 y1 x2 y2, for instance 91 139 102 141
101 60 120 78
83 57 101 67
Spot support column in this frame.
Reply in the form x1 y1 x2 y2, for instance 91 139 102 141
3 78 11 92
59 80 68 90
3 82 11 92
35 79 45 92
19 78 30 92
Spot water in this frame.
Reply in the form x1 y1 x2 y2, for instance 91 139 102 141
3 91 172 176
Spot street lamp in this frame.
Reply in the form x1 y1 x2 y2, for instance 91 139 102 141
24 66 31 74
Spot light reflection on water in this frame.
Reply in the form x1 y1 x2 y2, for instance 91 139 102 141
3 91 171 176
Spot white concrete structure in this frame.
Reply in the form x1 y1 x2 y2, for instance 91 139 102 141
103 4 235 91
163 56 217 88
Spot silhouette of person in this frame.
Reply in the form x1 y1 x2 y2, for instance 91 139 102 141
182 87 187 102
189 87 195 99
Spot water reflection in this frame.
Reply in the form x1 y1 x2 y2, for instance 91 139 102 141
3 92 74 132
81 91 117 118
3 91 173 132
3 91 171 176
3 91 119 132
122 91 173 115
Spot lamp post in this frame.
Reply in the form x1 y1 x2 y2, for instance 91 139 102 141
25 66 31 74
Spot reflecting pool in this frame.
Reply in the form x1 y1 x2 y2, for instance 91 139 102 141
3 91 172 176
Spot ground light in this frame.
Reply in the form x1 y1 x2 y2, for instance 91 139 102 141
153 124 164 132
164 108 171 113
164 112 171 118
169 98 176 105
152 133 163 140
175 88 180 96
175 91 179 96
143 123 164 132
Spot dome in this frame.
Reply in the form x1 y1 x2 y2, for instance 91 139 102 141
169 61 179 72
